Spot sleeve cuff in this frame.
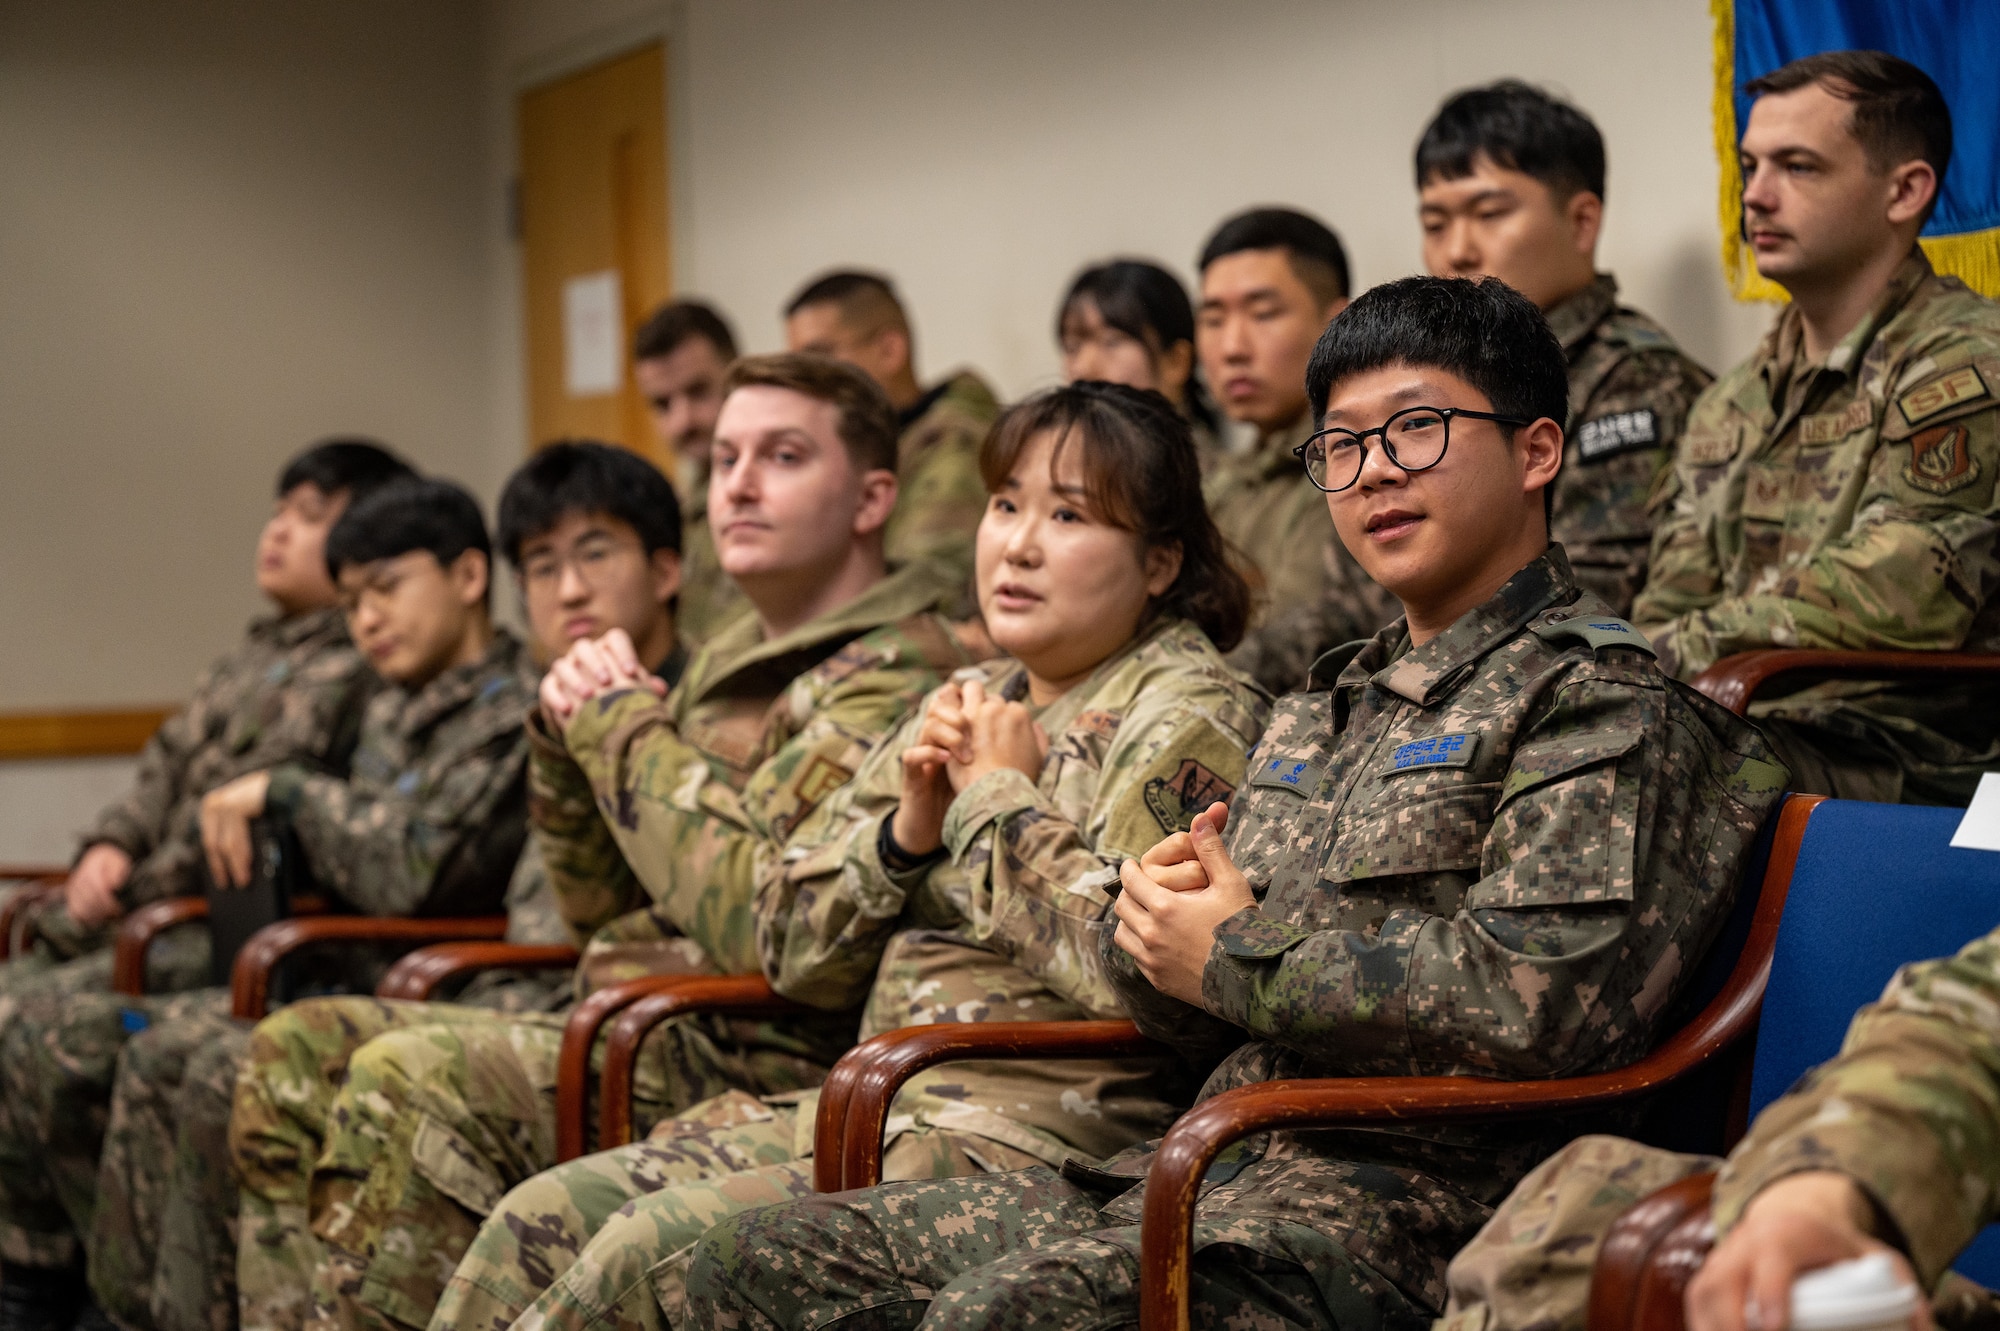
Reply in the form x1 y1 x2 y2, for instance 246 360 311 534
561 688 671 772
942 767 1045 862
1201 906 1311 1028
263 764 313 821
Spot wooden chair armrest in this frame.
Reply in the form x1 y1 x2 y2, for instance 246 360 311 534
598 976 808 1150
0 864 70 881
0 880 67 960
113 897 211 995
822 1020 1162 1192
229 914 508 1020
373 942 580 1001
1691 649 2000 716
555 973 717 1163
1587 1173 1718 1331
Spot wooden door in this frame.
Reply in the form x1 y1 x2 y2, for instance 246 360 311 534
517 42 672 467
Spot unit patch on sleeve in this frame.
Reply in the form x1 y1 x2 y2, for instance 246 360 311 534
1904 422 1982 496
1576 409 1660 463
1383 732 1479 775
1898 365 1990 428
1142 759 1237 834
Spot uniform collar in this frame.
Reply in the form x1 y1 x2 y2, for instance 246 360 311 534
1245 410 1315 481
1334 546 1580 706
261 604 349 649
1758 248 1935 397
1543 273 1619 353
396 629 525 735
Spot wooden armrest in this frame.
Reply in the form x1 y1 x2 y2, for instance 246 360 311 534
113 897 211 995
1587 1173 1718 1331
1691 649 2000 716
0 880 66 960
374 942 580 1001
819 1020 1162 1192
0 864 70 881
555 974 706 1163
598 976 807 1150
229 914 508 1020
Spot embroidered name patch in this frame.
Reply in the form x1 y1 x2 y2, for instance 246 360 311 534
1250 755 1323 795
1576 409 1659 463
1905 422 1981 496
1898 365 1989 428
1681 427 1739 466
1385 733 1478 773
1799 399 1872 445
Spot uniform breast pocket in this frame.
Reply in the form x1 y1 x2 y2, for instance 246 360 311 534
1323 777 1496 884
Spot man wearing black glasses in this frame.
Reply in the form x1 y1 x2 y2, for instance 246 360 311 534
686 276 1785 1331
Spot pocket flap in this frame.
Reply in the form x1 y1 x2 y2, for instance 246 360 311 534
1499 730 1640 807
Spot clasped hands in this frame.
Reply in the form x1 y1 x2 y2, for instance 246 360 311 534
1112 801 1257 1007
540 628 668 727
199 769 272 892
891 678 1047 856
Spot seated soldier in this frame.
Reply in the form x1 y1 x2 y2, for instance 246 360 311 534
1418 80 1713 616
67 442 691 1331
631 300 746 644
0 477 534 1331
428 382 1272 1331
1632 51 2000 804
1055 259 1225 470
228 355 978 1331
1196 207 1398 695
685 276 1787 1331
0 440 409 1013
784 270 999 585
1440 923 2000 1331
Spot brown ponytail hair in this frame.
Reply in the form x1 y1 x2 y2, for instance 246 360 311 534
978 381 1251 652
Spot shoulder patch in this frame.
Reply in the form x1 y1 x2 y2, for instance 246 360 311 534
1576 409 1661 463
1681 426 1739 467
1898 364 1989 428
1249 754 1322 796
1529 613 1658 658
1904 422 1982 495
1383 732 1478 774
1142 759 1236 834
792 754 853 809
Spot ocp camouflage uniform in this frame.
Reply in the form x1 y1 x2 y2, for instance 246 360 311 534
1634 251 2000 805
0 607 375 1021
686 545 1788 1331
1545 274 1713 616
1439 920 2000 1331
230 563 974 1331
882 370 1001 593
432 616 1270 1331
0 630 533 1322
1212 411 1398 697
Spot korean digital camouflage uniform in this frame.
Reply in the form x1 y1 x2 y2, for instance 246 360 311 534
0 631 533 1326
431 616 1270 1331
1211 411 1399 697
1439 920 2000 1331
686 545 1789 1331
229 563 973 1331
85 842 568 1331
1545 274 1713 616
0 607 374 1016
883 371 1001 595
1634 251 2000 805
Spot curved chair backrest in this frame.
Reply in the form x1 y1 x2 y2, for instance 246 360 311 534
1748 798 2000 1283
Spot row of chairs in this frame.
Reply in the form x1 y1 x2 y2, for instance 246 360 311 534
6 647 2000 1331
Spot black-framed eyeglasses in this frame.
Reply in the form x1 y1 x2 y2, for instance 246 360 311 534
1294 405 1531 493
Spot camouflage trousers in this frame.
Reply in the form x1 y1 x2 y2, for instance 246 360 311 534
232 997 835 1331
438 1092 1039 1331
684 1164 1437 1331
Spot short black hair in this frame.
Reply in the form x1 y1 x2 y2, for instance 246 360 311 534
1745 50 1952 224
277 438 415 505
782 270 909 334
496 441 682 569
1417 80 1607 201
633 300 738 364
325 477 491 591
1197 208 1350 306
1307 277 1568 520
1057 259 1220 434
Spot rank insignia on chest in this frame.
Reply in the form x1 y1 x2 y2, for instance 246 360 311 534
1143 759 1237 833
1385 732 1478 774
1250 755 1323 795
1904 422 1981 496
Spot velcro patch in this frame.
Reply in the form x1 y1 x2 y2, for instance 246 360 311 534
1904 422 1982 496
1250 755 1323 796
1799 399 1873 445
793 755 853 809
1142 759 1237 833
1681 427 1739 467
1898 365 1990 428
1576 410 1660 463
1530 614 1658 657
1384 733 1478 773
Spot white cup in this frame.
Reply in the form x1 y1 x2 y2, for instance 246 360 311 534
1786 1253 1921 1331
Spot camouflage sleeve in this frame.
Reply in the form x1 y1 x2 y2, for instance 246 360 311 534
81 658 230 860
943 700 1259 1020
1712 926 2000 1285
563 664 932 976
1635 401 1999 677
266 727 529 917
1200 673 1694 1078
526 713 643 945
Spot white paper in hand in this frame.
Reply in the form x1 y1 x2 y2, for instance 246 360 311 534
1950 772 2000 853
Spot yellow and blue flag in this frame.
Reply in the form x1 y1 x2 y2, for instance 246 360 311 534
1713 0 2000 298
